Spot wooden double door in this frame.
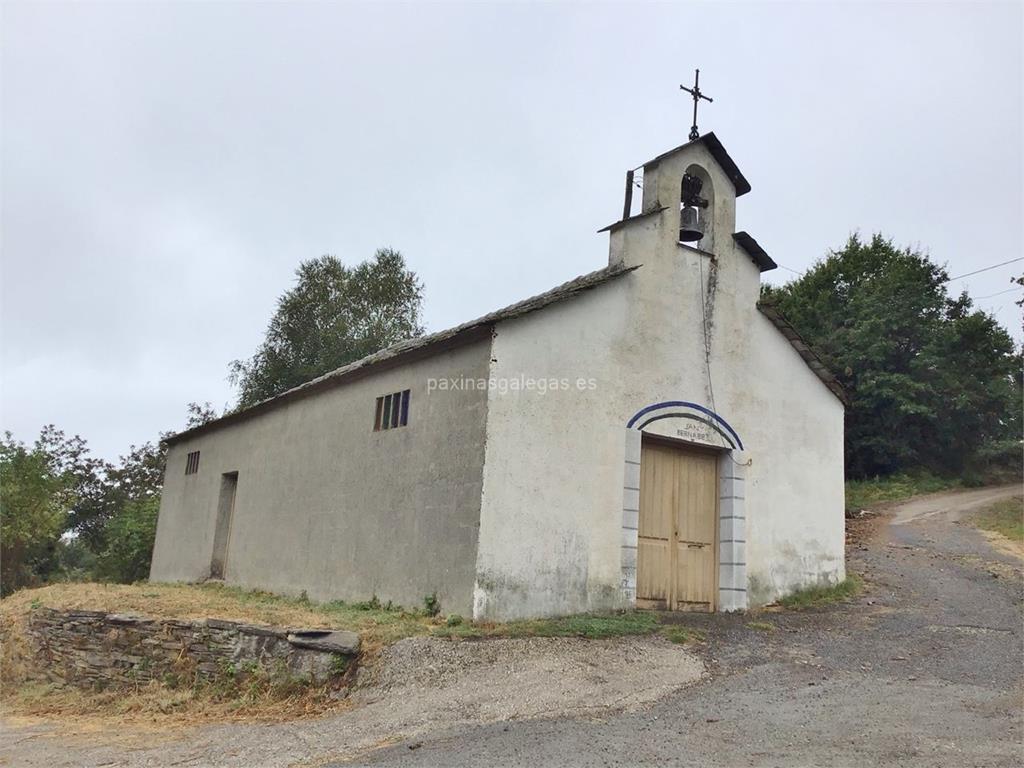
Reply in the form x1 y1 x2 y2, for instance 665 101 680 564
636 439 718 612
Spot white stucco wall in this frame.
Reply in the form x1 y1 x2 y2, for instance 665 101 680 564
741 314 847 604
473 139 845 619
150 337 492 615
473 286 634 620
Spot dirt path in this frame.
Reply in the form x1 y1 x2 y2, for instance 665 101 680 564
3 485 1021 767
889 483 1020 525
0 633 703 767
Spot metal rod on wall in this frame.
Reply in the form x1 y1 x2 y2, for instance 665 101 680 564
623 170 634 220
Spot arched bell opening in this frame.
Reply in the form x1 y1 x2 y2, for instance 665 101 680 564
679 164 715 252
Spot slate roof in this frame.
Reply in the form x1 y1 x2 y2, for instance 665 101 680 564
642 132 752 197
757 302 847 404
166 263 640 445
733 232 778 273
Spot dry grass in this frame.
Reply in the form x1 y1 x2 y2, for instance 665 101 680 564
0 581 442 650
2 679 352 731
0 581 442 728
1 582 665 729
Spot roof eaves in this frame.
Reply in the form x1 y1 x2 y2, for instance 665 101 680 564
597 206 667 234
733 231 778 272
166 263 640 445
756 302 848 405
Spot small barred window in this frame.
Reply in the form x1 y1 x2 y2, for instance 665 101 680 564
185 450 201 475
374 389 410 431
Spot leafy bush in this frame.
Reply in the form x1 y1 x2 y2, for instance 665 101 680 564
353 595 382 611
423 592 440 617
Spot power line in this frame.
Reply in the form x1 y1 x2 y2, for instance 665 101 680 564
946 258 1024 282
974 287 1023 300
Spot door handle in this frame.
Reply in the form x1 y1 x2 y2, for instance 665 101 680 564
687 543 706 549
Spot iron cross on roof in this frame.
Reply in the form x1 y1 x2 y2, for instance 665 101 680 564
680 69 713 141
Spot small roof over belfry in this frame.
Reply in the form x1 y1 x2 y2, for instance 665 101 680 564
641 132 752 198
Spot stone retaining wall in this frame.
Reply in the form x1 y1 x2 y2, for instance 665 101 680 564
26 608 360 688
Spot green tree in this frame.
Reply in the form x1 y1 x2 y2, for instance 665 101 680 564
74 401 218 581
93 496 160 583
1 404 218 591
184 401 219 429
762 234 1021 478
67 402 217 552
0 428 91 594
230 249 424 408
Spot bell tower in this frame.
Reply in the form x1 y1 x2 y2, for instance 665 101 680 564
603 133 740 266
602 131 774 274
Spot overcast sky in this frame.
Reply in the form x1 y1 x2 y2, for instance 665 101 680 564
2 1 1021 462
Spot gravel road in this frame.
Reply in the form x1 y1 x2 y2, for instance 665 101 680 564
347 485 1023 768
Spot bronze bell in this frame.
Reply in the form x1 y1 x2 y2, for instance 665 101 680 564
679 205 704 242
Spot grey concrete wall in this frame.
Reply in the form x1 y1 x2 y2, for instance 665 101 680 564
150 337 492 616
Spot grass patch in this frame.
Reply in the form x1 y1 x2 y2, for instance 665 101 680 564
502 612 661 639
968 496 1023 542
746 621 775 632
431 611 661 640
845 473 963 514
777 575 863 610
660 626 705 645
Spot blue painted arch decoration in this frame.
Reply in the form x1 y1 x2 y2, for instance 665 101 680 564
626 401 744 451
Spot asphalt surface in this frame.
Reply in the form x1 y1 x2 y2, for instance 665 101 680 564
344 486 1023 768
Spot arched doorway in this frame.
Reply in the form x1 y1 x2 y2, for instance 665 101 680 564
620 401 748 613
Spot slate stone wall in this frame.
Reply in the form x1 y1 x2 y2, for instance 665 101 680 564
25 608 359 688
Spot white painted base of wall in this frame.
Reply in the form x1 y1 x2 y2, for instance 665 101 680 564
717 452 747 612
620 429 642 603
